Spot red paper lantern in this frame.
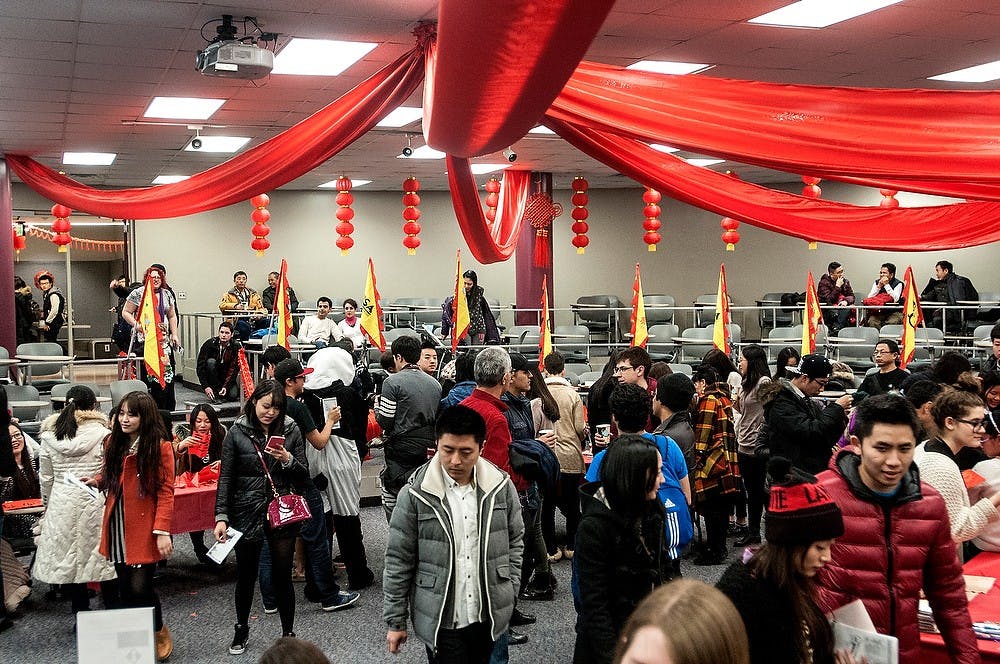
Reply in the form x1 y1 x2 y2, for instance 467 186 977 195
484 178 501 194
571 177 589 254
249 193 271 256
335 176 354 255
12 227 26 254
402 235 421 252
401 176 422 255
642 187 661 252
879 188 899 208
50 203 72 253
801 175 822 199
720 217 741 251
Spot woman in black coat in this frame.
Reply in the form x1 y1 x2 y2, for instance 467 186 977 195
572 434 671 664
213 379 309 654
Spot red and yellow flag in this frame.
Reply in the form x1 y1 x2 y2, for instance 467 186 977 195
630 263 648 347
451 250 471 352
137 275 167 388
360 258 386 351
539 275 553 372
274 258 294 350
900 266 923 369
801 271 823 355
713 263 731 355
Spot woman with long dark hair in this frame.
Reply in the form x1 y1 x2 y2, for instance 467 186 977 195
1 421 41 545
121 265 181 410
214 379 309 654
734 345 771 547
34 385 117 617
173 403 226 564
586 349 622 450
93 390 175 661
716 461 845 664
440 269 501 344
773 346 801 380
573 435 671 664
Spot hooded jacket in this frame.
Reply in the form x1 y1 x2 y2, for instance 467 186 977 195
760 379 847 474
383 455 523 649
814 449 978 664
33 410 117 584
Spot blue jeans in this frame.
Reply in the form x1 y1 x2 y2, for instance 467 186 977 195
488 630 509 664
259 486 340 607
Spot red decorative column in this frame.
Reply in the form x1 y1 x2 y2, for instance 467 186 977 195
0 159 15 355
515 173 554 326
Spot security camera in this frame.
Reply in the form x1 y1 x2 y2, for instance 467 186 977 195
503 148 517 162
191 137 203 150
401 145 413 157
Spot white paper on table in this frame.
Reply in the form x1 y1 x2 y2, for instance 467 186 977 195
77 607 155 664
322 396 340 430
828 598 878 632
206 526 243 564
63 473 100 500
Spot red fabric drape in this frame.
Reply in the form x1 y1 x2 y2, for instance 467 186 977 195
6 47 426 219
447 160 530 263
551 60 1000 186
545 117 1000 251
425 0 614 157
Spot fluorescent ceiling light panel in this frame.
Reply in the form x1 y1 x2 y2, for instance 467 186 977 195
62 152 116 165
398 145 445 159
650 144 680 153
376 106 423 127
528 125 556 135
626 60 713 75
144 97 225 120
152 175 190 184
470 163 511 175
685 158 725 167
748 0 903 28
929 61 1000 83
319 179 371 188
272 38 377 76
184 136 250 152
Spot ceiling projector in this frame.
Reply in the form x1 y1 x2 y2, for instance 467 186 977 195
196 40 273 79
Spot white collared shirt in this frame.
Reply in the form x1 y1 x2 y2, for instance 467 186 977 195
442 463 481 629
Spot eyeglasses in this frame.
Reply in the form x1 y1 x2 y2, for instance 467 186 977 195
872 350 896 356
956 418 987 430
9 433 24 442
613 365 635 374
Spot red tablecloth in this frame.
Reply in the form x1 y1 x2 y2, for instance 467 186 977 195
920 551 1000 663
170 484 217 534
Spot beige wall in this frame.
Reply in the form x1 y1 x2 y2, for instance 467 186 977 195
14 181 995 340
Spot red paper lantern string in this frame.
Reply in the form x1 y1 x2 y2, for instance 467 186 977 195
800 176 822 249
484 177 501 223
402 176 422 255
721 217 741 251
334 176 355 256
570 176 589 254
879 188 900 208
642 188 662 252
50 203 72 253
249 193 271 257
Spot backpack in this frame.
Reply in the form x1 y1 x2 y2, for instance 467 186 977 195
508 438 560 493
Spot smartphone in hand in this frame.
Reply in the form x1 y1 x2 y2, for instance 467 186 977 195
265 435 286 453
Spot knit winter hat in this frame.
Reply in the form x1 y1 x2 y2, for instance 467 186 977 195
765 458 844 545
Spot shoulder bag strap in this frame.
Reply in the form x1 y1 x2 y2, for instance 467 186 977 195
251 439 280 496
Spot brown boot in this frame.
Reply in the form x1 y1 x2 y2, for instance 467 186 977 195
155 625 173 661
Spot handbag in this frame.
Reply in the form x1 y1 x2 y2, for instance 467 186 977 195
252 442 311 529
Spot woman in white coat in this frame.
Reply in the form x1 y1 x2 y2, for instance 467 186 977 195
33 385 118 615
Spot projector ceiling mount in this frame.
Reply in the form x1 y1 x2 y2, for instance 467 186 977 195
196 15 279 80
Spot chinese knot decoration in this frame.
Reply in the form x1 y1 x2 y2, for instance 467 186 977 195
249 193 271 257
50 204 72 252
721 217 741 251
642 188 662 252
524 193 562 269
484 177 501 222
570 176 590 254
801 176 822 249
402 177 422 255
879 189 899 208
334 176 355 256
12 224 26 254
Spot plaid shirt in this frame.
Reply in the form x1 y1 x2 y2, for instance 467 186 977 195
692 382 740 501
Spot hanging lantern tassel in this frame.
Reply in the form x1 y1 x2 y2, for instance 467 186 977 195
334 176 355 256
721 217 741 251
249 193 271 257
642 188 662 252
570 176 590 254
402 177 422 255
879 188 899 208
484 177 500 223
50 204 72 253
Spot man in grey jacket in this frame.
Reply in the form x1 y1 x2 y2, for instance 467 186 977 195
384 405 524 663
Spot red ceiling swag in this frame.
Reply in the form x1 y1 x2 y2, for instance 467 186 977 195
545 117 1000 251
447 158 530 263
5 45 426 219
424 0 615 157
550 60 1000 188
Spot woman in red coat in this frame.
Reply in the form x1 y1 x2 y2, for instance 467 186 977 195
90 390 175 661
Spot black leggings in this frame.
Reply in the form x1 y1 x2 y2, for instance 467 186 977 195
738 452 767 538
68 580 119 614
542 472 581 554
235 531 296 634
114 563 163 631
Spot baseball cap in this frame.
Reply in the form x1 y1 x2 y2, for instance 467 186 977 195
274 358 314 383
508 352 530 373
784 353 833 380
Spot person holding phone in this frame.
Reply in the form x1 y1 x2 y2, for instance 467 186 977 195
173 404 226 565
214 379 310 655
